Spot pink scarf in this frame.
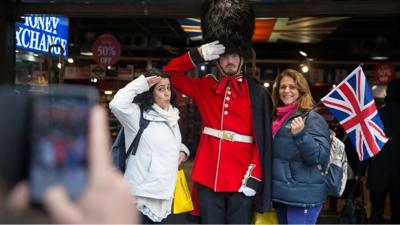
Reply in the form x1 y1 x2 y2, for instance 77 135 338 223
272 102 298 136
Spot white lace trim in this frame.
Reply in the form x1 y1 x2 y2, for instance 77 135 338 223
135 197 173 222
137 204 171 222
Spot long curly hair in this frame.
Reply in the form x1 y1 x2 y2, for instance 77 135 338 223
133 68 177 111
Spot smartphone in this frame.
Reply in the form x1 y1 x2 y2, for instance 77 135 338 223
29 85 98 204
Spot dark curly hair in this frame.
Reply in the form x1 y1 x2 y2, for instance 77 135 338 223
133 68 177 111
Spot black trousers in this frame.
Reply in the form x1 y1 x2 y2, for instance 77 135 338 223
197 184 255 224
369 191 400 224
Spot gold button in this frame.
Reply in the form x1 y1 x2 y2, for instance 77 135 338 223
224 104 229 108
224 111 228 115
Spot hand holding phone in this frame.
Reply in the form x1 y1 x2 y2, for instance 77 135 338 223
43 105 138 223
29 85 98 204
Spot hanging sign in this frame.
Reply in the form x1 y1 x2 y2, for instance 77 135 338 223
92 34 121 66
373 62 395 85
16 16 69 56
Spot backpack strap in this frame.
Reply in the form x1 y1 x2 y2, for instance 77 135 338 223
126 107 150 157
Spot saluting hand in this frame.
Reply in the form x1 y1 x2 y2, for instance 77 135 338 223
290 116 305 136
198 40 226 61
146 76 161 88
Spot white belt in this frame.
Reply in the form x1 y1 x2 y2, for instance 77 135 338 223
202 127 253 143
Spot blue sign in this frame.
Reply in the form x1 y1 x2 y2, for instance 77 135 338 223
16 16 69 57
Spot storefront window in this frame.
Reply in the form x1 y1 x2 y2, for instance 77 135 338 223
14 15 69 87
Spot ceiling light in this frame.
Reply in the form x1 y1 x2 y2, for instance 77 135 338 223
67 58 74 64
263 82 270 88
299 51 308 57
300 64 309 73
57 63 62 69
371 56 389 60
104 90 113 95
80 51 93 56
371 36 389 61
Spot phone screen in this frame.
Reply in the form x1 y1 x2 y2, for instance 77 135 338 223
29 86 97 204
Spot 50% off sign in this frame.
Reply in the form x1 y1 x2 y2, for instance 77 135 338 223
92 34 121 66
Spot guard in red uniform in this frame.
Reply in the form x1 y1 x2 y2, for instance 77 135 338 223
164 0 273 223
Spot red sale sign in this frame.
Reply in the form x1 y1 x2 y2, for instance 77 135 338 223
92 34 121 66
373 62 395 85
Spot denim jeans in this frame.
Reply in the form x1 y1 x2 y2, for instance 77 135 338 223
276 203 323 224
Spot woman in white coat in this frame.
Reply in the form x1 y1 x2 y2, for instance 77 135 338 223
109 68 190 223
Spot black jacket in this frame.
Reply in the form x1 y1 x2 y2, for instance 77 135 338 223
246 75 273 212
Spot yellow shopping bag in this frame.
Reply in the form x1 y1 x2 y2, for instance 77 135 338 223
172 169 194 214
253 209 278 224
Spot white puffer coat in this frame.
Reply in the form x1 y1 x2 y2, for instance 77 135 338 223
109 75 189 199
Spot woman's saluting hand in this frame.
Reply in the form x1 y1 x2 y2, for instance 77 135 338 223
146 76 161 88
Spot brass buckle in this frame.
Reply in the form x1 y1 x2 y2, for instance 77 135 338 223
222 131 235 141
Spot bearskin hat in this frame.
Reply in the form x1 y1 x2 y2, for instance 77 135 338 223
201 0 255 59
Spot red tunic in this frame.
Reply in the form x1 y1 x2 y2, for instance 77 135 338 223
164 52 262 192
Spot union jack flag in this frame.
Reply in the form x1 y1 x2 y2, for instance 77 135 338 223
321 66 388 161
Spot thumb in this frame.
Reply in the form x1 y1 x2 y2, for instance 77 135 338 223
43 186 83 224
88 105 113 176
209 40 219 45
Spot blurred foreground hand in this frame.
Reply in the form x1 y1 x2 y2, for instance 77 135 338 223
43 105 137 223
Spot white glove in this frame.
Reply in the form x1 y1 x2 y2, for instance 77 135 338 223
238 185 256 197
200 40 225 61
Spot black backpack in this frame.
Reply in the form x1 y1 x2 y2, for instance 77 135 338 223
111 108 150 172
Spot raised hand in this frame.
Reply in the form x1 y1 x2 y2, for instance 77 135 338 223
146 76 162 88
199 40 225 61
290 116 305 136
